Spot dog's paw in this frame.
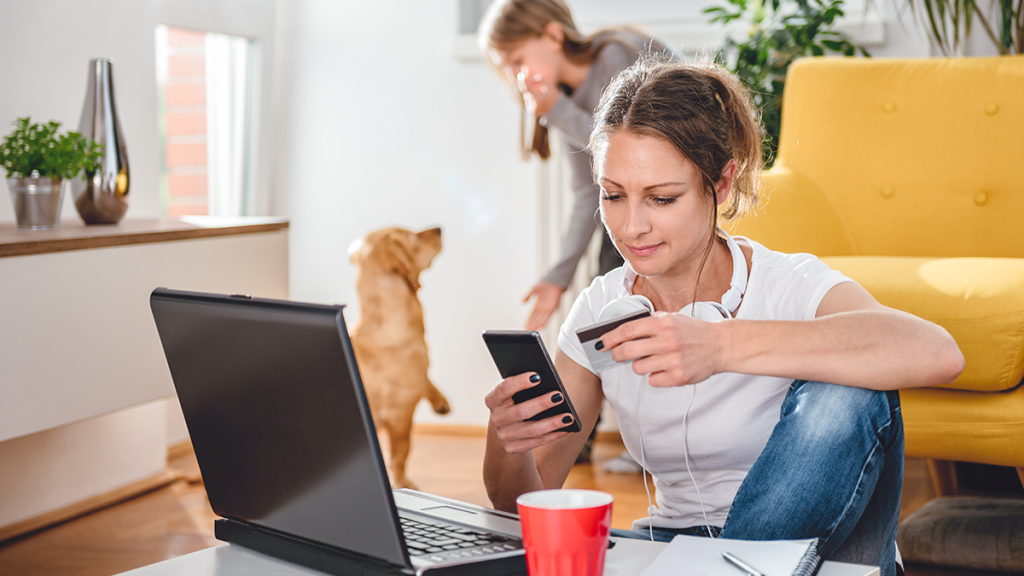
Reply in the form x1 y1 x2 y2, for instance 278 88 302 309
391 477 419 491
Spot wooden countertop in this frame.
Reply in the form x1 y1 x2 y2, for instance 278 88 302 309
0 217 289 258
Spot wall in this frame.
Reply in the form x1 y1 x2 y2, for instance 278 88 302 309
275 0 539 427
0 0 1003 532
274 0 1000 430
0 0 162 223
0 0 283 535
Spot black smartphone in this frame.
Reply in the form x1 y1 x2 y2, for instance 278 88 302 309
482 330 582 433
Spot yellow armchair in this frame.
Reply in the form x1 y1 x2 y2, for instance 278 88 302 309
727 56 1024 492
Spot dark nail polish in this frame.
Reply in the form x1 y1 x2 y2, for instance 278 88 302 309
595 341 604 350
529 374 541 383
562 416 572 424
551 393 563 404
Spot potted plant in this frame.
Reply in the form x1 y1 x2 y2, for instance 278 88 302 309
704 0 869 165
891 0 1021 55
0 117 103 230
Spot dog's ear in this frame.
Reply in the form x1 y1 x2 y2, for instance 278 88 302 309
348 237 365 265
384 233 421 292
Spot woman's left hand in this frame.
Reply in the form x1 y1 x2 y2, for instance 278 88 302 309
598 312 728 387
517 71 561 118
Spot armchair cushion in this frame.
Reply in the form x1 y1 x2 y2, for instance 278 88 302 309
900 384 1024 466
820 256 1024 392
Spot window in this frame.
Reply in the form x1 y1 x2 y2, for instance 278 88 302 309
155 25 254 218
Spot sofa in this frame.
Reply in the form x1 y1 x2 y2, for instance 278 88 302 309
726 56 1024 493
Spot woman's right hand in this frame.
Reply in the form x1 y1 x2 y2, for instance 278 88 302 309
517 71 561 118
484 372 573 454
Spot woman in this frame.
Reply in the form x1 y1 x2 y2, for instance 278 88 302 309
479 0 671 331
482 58 964 576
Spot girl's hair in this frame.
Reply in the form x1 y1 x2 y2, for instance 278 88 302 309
590 56 764 299
479 0 632 160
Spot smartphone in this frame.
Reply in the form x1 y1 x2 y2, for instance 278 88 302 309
482 330 582 433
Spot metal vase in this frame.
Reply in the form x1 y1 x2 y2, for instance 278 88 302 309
7 177 66 230
71 58 129 224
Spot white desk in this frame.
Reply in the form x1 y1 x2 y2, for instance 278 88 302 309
118 540 880 576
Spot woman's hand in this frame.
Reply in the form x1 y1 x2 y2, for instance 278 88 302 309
484 372 574 454
599 313 728 387
517 71 561 118
523 281 565 331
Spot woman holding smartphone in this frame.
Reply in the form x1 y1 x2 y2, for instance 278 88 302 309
480 0 671 331
482 57 964 576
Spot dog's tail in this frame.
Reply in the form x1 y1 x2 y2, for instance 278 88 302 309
425 381 451 415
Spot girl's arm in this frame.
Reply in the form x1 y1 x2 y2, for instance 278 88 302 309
483 350 604 512
600 281 964 391
540 149 601 289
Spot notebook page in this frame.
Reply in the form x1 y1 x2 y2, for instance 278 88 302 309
639 535 819 576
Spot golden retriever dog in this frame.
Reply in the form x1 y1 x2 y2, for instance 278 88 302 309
348 226 450 489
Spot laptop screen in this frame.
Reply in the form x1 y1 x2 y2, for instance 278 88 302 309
150 288 409 568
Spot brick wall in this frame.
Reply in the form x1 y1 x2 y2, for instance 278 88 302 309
162 28 208 217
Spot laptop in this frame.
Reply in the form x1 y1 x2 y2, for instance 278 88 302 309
150 288 526 576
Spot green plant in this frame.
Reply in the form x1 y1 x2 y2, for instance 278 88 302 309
0 117 103 180
704 0 869 165
895 0 1022 55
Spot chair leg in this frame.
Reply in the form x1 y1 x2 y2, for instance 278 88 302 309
1017 467 1024 491
926 459 958 496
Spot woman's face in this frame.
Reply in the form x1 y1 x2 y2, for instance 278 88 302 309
598 130 718 280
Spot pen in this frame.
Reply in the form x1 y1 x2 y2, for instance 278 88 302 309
722 551 765 576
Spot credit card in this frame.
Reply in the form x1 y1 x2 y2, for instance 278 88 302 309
575 310 651 372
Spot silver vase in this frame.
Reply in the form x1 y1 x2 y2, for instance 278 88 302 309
71 58 129 224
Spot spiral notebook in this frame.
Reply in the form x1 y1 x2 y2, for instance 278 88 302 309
639 534 821 576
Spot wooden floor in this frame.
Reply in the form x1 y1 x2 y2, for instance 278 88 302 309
0 433 1005 575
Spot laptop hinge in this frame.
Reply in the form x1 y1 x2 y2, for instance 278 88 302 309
215 518 414 576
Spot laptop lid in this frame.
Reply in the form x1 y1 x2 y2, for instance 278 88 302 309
150 288 411 569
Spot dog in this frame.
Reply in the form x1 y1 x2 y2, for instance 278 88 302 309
348 226 451 489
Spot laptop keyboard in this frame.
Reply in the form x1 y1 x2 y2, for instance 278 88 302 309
399 515 521 560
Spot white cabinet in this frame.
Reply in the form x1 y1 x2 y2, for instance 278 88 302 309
0 218 288 537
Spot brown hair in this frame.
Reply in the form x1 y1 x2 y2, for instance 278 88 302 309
590 56 764 297
479 0 632 160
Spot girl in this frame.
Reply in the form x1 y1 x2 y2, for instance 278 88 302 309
482 58 964 576
479 0 671 331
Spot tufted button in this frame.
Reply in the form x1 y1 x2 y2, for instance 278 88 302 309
882 102 897 113
984 102 999 116
881 185 896 199
974 192 988 206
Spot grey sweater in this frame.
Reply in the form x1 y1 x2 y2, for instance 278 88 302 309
540 31 669 288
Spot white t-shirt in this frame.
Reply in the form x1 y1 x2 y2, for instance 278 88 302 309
557 237 853 529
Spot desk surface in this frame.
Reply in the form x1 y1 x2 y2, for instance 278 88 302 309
118 541 880 576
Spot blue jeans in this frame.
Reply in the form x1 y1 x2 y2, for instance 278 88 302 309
612 381 904 576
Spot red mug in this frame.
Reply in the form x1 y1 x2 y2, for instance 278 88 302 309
516 489 614 576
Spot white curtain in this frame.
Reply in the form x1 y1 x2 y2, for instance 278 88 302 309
205 33 250 217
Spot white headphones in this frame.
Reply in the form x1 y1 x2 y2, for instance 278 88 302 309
600 231 748 323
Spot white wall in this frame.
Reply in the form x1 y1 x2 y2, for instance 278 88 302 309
274 0 997 429
275 1 539 427
0 0 1001 482
0 0 162 222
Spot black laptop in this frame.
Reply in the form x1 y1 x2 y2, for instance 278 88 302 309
150 288 526 576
